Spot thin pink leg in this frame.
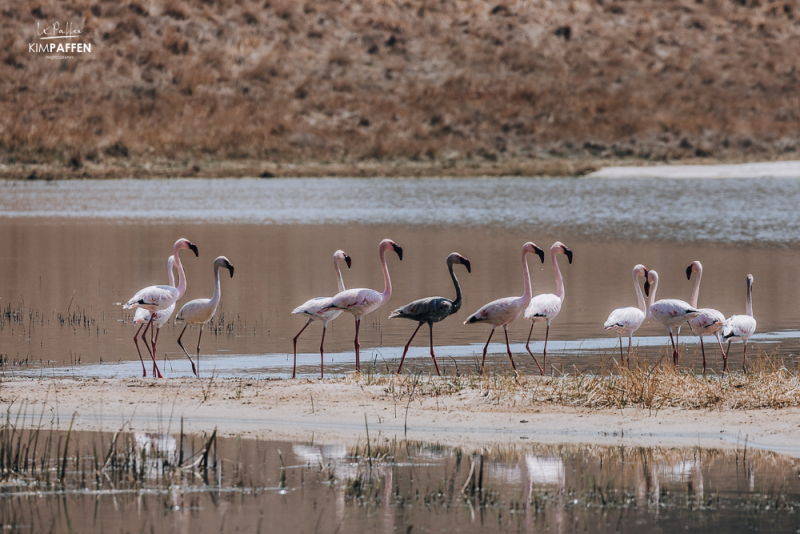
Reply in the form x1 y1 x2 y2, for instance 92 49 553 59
700 336 706 376
319 326 327 379
429 324 441 377
627 334 632 369
177 325 197 376
133 324 147 377
504 326 518 374
724 340 731 375
292 321 311 379
543 323 550 371
196 325 203 378
144 315 163 378
669 331 678 367
742 342 747 372
525 322 544 376
481 328 496 375
396 323 422 375
354 317 361 372
152 328 161 377
715 333 728 374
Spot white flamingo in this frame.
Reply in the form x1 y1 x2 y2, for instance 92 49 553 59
132 255 179 377
291 250 352 379
322 239 403 373
123 238 198 378
175 256 235 377
721 274 756 373
464 242 545 375
644 269 700 367
523 241 573 375
686 261 727 375
603 264 648 367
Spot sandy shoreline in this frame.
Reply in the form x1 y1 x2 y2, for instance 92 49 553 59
2 377 798 456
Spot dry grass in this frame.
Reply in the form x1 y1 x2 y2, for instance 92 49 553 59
1 0 799 177
355 350 800 410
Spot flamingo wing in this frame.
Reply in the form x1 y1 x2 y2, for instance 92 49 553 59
689 308 725 335
389 297 454 324
176 298 216 325
524 293 562 321
124 285 178 310
325 288 383 314
604 306 645 334
722 315 757 341
464 296 523 325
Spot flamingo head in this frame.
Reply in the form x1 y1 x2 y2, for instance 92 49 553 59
747 273 754 288
214 256 235 278
334 250 352 269
686 260 702 280
380 239 403 261
632 264 647 278
168 255 175 270
523 242 545 263
447 253 471 273
644 269 659 297
175 238 199 257
553 242 573 264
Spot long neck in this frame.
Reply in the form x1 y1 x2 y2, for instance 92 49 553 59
448 261 462 311
521 251 532 302
173 246 187 298
210 264 222 307
552 248 565 300
333 257 345 293
648 275 658 310
690 266 702 308
633 271 646 313
746 281 753 317
380 248 392 301
167 262 175 288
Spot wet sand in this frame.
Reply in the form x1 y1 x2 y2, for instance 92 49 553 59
4 377 798 457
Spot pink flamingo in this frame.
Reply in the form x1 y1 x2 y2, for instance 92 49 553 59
464 242 545 375
523 242 573 375
291 250 352 379
721 274 757 373
322 239 403 372
686 261 727 375
123 238 198 378
132 255 179 377
644 269 700 367
603 264 648 367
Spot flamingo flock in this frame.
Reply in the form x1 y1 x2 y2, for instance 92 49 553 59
124 238 757 379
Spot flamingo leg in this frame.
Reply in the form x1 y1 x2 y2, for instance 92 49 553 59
177 325 198 377
676 328 681 366
396 323 422 376
617 336 623 365
292 320 311 379
144 314 163 378
715 332 728 374
525 322 544 376
133 324 147 377
543 321 550 371
152 328 161 377
354 317 361 373
724 340 731 375
429 324 441 377
627 334 633 369
742 341 747 372
503 325 519 374
668 330 678 367
481 327 496 375
196 325 203 377
699 336 706 376
319 325 327 379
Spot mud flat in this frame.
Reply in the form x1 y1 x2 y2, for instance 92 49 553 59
2 376 798 456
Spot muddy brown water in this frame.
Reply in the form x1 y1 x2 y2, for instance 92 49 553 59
1 177 800 378
1 428 799 534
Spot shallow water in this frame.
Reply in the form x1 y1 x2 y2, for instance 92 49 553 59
1 428 799 533
1 177 799 378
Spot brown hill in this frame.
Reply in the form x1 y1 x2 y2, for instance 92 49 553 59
2 0 799 177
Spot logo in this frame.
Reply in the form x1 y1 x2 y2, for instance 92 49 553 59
29 22 92 59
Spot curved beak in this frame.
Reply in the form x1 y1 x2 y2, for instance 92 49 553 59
227 263 235 278
564 247 573 265
460 256 471 273
344 255 352 269
535 246 545 263
392 243 403 261
685 265 693 280
644 279 650 297
188 242 199 257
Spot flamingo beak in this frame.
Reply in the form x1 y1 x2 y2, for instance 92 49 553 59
644 279 650 297
685 265 693 280
392 243 403 261
344 255 352 269
563 247 573 264
227 263 235 278
535 246 545 263
188 242 199 257
460 256 471 273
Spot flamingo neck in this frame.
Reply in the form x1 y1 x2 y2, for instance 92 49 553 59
633 271 646 313
380 248 392 302
746 281 753 317
552 247 565 301
167 260 176 288
647 274 659 312
173 245 187 299
210 263 222 307
690 265 702 308
521 250 532 303
448 260 462 312
333 257 345 293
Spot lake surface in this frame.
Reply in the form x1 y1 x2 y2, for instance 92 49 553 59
1 428 798 534
1 177 799 378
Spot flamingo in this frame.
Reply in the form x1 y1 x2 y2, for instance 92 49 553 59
175 256 235 377
464 242 545 375
644 269 700 367
721 274 757 373
132 255 179 377
603 264 648 368
523 242 573 375
391 252 471 376
290 250 352 379
123 238 198 378
686 261 727 375
321 239 403 373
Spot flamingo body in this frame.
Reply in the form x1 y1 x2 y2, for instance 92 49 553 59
721 273 756 372
525 294 562 323
603 264 648 366
645 269 700 367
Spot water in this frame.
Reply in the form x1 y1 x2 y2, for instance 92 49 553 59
1 177 800 378
1 429 799 533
